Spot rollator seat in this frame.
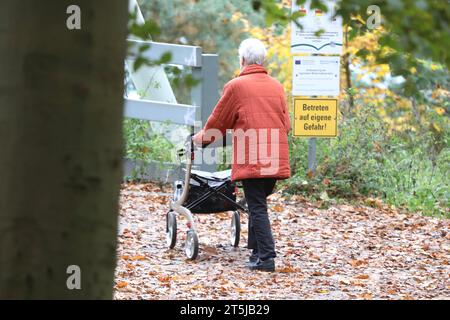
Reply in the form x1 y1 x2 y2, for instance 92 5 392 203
190 169 231 181
179 169 236 214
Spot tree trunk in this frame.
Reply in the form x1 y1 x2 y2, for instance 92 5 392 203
343 26 354 116
0 0 128 299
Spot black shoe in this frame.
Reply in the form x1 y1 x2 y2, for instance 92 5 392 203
248 258 275 272
249 252 259 263
245 253 259 267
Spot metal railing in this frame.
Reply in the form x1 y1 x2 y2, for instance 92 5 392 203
123 39 219 181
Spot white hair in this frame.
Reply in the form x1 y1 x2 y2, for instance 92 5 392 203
238 38 267 66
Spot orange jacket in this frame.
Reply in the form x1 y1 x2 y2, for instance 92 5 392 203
197 64 291 181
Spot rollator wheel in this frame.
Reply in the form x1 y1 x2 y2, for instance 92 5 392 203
166 211 177 249
230 211 241 247
185 230 199 260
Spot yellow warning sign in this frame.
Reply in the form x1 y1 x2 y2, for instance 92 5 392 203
294 98 338 137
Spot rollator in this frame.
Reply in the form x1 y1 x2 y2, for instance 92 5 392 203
166 134 248 260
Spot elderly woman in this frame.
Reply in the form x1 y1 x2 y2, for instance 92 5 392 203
193 38 291 272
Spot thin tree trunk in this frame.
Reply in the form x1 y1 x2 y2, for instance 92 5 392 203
343 27 354 115
411 98 421 125
0 0 128 299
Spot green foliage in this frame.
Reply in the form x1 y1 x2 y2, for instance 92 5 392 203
255 0 450 69
125 6 197 182
129 18 160 40
254 0 450 98
284 106 449 218
164 65 200 105
123 119 174 181
128 11 174 71
253 0 328 27
393 59 450 105
337 0 450 69
381 136 449 218
286 107 386 198
131 49 172 72
139 0 265 87
253 0 291 26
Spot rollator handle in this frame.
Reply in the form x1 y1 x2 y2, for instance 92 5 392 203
190 132 226 149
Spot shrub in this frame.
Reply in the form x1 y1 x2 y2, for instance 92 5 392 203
284 105 449 218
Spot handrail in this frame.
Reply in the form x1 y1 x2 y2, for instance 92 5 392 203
124 98 197 126
127 39 202 67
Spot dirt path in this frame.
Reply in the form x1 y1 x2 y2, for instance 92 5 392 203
114 183 450 300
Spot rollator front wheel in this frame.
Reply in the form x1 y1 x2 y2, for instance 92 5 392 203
185 230 199 260
166 211 177 249
230 211 241 247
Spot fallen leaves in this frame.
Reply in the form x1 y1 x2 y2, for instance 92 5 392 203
278 266 299 273
116 281 128 288
360 293 373 300
364 197 384 209
349 259 369 268
387 288 398 295
131 255 146 261
157 275 171 283
272 204 284 213
202 245 218 255
114 182 450 300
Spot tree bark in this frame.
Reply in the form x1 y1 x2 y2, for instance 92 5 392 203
0 0 128 299
343 26 354 116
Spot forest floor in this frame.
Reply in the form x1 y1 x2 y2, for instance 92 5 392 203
114 182 450 300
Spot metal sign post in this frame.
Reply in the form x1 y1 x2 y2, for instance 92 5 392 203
308 138 317 174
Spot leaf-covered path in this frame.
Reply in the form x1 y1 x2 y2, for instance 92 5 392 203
114 183 450 300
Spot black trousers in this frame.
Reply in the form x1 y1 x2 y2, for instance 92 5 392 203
242 178 277 261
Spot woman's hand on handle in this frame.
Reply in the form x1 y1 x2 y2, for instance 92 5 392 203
192 129 204 147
